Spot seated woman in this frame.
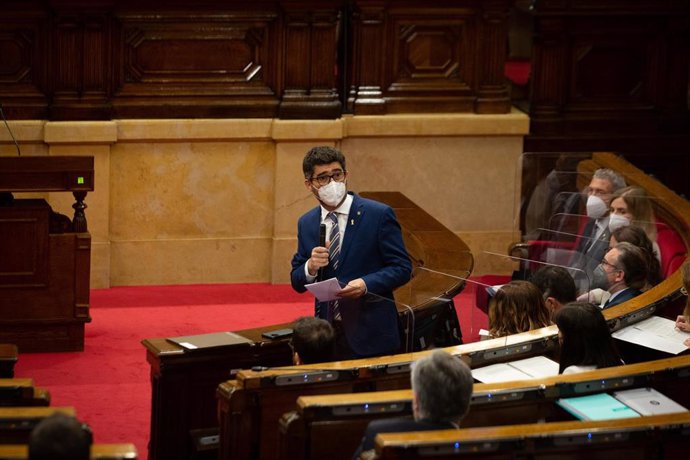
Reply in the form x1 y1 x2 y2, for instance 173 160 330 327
608 186 659 260
554 302 623 374
488 280 551 338
674 261 690 348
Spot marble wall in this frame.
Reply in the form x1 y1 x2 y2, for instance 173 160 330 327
0 112 529 287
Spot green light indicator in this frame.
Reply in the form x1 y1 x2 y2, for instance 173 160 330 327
77 176 85 185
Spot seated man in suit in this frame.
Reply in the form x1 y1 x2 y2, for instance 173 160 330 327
352 349 473 459
290 316 335 365
599 242 649 309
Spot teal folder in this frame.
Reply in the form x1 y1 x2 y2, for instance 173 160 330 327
556 393 641 421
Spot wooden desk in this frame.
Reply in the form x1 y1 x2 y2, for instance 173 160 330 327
0 407 75 444
0 443 137 460
280 355 690 460
0 346 17 379
374 412 690 459
142 323 294 460
0 156 94 352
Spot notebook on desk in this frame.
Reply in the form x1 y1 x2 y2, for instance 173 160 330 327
556 393 641 421
613 387 688 416
167 331 254 350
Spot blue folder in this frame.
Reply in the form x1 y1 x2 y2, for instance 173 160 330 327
556 393 641 421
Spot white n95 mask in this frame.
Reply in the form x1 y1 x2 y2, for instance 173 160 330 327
586 195 608 219
317 181 347 207
608 213 630 232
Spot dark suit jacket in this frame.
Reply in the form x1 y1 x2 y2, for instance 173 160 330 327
573 218 611 289
603 287 641 309
352 417 456 459
291 193 412 357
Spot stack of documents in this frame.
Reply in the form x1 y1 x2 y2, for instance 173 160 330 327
471 356 560 383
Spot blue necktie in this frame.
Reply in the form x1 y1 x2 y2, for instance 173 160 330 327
327 212 341 320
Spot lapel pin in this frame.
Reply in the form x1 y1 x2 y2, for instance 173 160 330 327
351 219 355 226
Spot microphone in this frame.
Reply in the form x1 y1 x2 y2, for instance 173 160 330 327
318 223 327 281
0 102 20 157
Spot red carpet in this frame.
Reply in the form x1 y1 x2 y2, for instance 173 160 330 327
14 283 486 458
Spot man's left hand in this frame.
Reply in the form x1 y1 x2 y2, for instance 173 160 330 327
338 278 367 299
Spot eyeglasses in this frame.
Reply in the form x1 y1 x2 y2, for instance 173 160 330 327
601 259 621 271
310 170 346 187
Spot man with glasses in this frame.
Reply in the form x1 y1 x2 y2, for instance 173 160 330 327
598 242 648 308
290 146 412 359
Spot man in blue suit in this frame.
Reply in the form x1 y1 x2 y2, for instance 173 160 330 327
291 146 412 359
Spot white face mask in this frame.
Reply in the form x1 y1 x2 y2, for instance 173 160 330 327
317 180 347 207
608 213 630 233
586 195 608 219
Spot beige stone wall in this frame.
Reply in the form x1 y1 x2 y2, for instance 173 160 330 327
0 111 529 287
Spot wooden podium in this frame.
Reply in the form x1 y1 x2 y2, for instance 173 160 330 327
0 156 94 352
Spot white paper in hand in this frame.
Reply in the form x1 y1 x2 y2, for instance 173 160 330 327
305 277 342 302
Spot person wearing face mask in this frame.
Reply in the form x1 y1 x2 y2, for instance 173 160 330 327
598 242 648 309
571 168 626 290
608 186 660 262
290 146 412 359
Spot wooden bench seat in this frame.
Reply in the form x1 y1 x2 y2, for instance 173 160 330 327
279 355 690 460
370 411 690 460
0 443 137 460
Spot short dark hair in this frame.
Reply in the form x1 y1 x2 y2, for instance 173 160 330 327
291 316 335 364
554 302 621 373
613 241 649 290
611 225 661 287
302 146 346 179
28 413 92 460
410 350 473 424
530 266 577 305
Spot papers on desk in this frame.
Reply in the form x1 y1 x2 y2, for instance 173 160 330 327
471 356 560 383
613 387 688 416
612 316 690 355
305 277 342 302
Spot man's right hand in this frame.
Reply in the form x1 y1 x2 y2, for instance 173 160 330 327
307 245 329 276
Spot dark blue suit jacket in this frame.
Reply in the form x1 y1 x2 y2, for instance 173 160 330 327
290 193 412 357
603 287 641 309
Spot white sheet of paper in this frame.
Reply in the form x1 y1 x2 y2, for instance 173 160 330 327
509 356 560 378
472 364 531 383
305 277 342 302
612 316 690 355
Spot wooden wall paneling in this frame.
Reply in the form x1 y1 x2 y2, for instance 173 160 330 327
526 0 690 149
475 0 511 113
111 8 280 119
347 1 386 114
349 0 511 115
278 3 342 119
50 8 113 120
0 6 49 120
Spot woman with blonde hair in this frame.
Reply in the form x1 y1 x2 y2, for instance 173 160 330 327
488 280 552 338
